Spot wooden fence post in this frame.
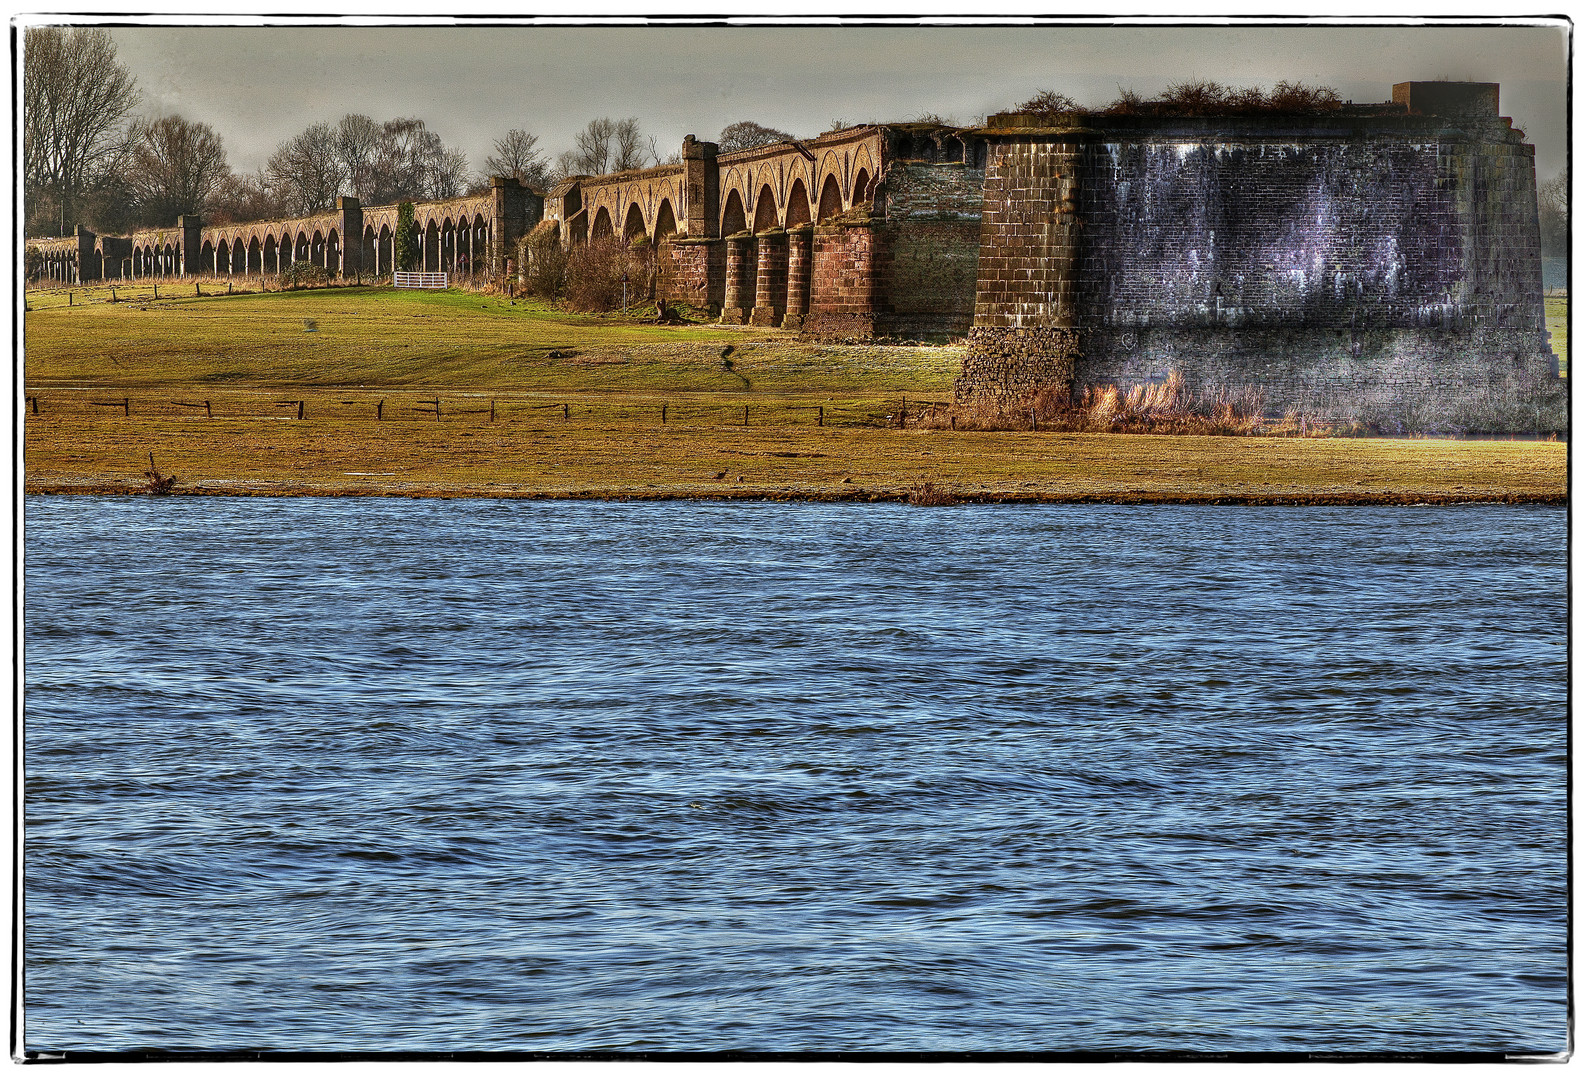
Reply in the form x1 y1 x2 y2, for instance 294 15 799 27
205 400 212 419
563 403 569 420
818 405 824 426
377 399 384 420
195 283 200 297
68 292 73 306
298 400 305 420
744 405 749 426
490 399 496 423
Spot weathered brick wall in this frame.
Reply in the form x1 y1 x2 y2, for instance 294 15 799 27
955 140 1083 402
874 161 983 337
656 238 724 312
805 162 983 339
957 113 1561 430
807 222 883 337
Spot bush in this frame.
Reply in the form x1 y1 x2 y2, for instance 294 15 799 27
562 235 626 312
276 260 332 289
520 222 567 301
395 202 418 272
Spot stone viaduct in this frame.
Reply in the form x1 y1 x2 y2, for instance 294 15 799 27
27 80 1561 429
537 123 979 337
29 177 540 284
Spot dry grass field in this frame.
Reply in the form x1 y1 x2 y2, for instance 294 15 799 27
22 283 1567 503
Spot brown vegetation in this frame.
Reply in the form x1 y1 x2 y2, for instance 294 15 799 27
948 371 1331 437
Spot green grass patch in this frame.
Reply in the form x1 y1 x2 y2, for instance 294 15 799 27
23 283 963 395
1544 294 1568 377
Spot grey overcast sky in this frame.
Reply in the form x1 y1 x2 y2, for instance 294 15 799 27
88 20 1570 181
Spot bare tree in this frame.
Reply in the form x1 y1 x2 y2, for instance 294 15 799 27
367 117 467 203
23 26 140 235
1540 168 1568 257
334 113 383 202
612 118 650 170
485 129 551 190
423 146 469 199
717 120 796 153
559 117 657 178
266 122 342 216
128 114 230 225
206 167 287 225
573 118 617 175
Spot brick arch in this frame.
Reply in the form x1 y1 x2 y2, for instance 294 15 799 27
722 190 748 235
852 167 872 208
817 173 844 222
591 206 613 241
623 202 647 242
248 235 262 273
654 198 677 241
786 179 811 226
753 185 779 232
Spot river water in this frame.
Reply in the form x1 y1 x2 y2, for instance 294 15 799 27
22 497 1568 1057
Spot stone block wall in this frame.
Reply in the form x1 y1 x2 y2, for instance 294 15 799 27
872 161 983 337
956 327 1081 405
657 238 723 311
956 109 1560 430
808 222 884 337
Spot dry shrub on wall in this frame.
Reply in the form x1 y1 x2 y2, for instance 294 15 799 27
562 236 625 312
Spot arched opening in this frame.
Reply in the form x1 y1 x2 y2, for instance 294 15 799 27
753 185 779 232
364 226 377 275
439 217 456 274
231 238 245 274
424 220 439 271
201 240 216 273
852 168 871 209
653 199 677 242
295 232 309 264
623 203 647 243
162 244 175 275
817 175 843 222
591 206 613 241
721 190 747 235
248 237 262 274
472 214 488 272
376 225 391 275
264 235 278 273
785 180 811 226
311 230 326 268
327 229 340 273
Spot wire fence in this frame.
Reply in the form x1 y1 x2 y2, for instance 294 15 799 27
22 393 959 429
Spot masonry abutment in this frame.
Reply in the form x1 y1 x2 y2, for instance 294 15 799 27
721 234 755 323
783 226 813 328
751 230 788 326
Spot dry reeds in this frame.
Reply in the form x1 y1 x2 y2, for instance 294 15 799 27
948 371 1332 437
142 452 178 495
906 482 956 506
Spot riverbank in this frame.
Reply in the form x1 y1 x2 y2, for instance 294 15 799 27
22 284 1568 504
24 417 1566 503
